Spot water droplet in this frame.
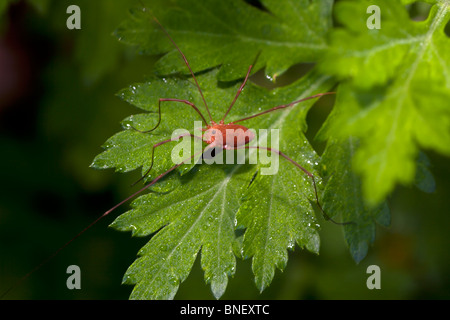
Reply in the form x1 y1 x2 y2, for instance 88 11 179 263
287 240 295 249
265 74 273 82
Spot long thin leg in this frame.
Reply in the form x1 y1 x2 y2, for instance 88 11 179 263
130 98 209 134
1 148 205 299
230 92 335 124
231 145 352 225
142 5 212 122
131 133 204 186
221 65 253 124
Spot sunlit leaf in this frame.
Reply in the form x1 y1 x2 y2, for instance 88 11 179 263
115 0 332 81
319 0 450 204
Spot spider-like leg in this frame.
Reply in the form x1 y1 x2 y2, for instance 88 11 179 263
131 133 204 186
230 145 353 225
129 98 209 134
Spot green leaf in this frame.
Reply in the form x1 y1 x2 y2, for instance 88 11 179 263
91 76 205 182
236 157 322 291
319 0 450 204
316 86 393 263
319 136 390 263
235 87 323 291
112 164 252 300
115 0 332 81
414 151 436 193
94 0 447 300
101 67 335 299
401 0 437 5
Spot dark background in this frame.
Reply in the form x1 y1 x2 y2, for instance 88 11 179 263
1 0 449 299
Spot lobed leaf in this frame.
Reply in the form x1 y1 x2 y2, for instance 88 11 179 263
91 0 450 299
319 0 450 204
115 0 333 81
318 135 390 263
103 68 335 299
112 164 252 299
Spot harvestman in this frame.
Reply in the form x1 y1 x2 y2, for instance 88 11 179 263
124 13 342 224
1 8 348 299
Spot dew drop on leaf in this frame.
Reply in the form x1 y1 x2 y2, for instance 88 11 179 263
265 74 273 82
287 240 295 250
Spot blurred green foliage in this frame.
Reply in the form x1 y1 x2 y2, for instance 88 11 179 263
0 0 449 300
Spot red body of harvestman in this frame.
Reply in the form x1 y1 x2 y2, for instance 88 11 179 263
1 8 348 299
